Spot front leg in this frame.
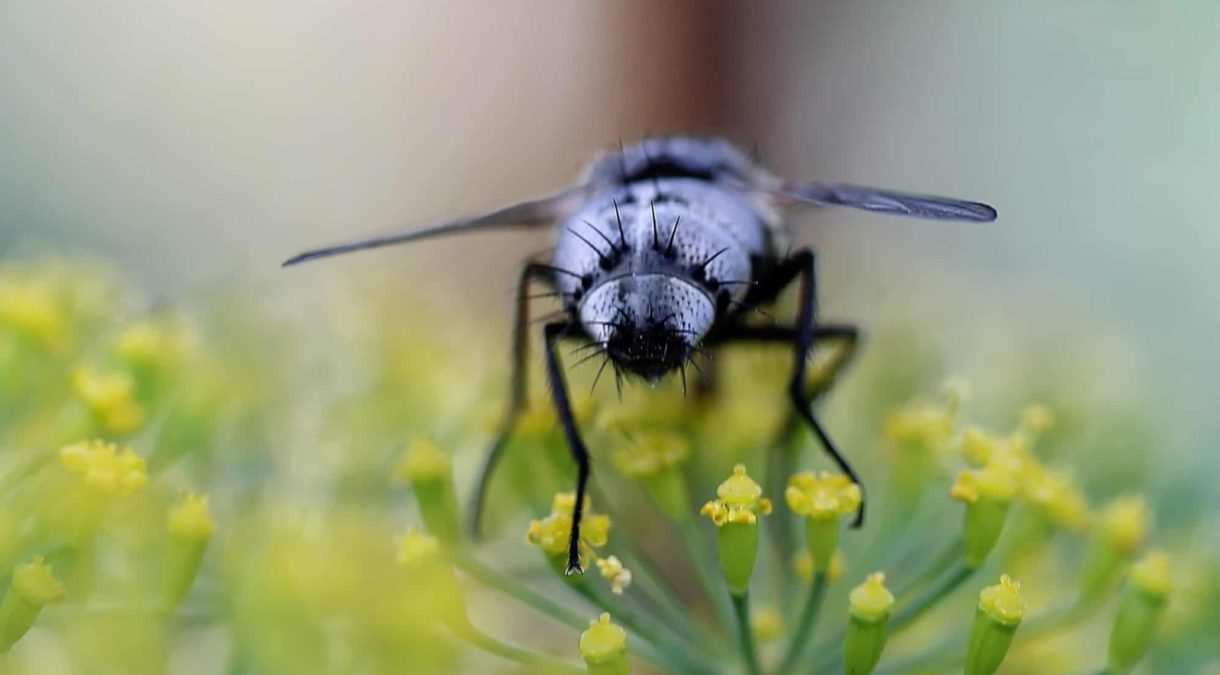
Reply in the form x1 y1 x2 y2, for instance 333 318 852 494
542 321 593 574
712 250 866 527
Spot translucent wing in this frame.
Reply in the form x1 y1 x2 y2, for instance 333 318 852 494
780 182 997 222
282 187 586 267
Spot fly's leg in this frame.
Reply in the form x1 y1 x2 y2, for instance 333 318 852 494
787 249 864 526
713 249 866 527
469 262 557 538
542 321 592 574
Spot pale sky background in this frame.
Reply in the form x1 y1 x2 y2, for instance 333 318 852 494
2 2 1217 495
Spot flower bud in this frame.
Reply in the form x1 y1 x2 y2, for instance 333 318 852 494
700 465 771 595
394 439 460 544
611 433 691 522
1080 496 1149 602
965 575 1026 675
1107 550 1170 672
0 557 66 652
786 471 860 567
751 606 783 644
70 366 147 435
579 613 628 675
164 492 214 607
843 573 895 675
949 458 1019 567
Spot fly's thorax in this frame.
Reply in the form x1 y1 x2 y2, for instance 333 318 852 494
578 274 714 382
553 184 757 308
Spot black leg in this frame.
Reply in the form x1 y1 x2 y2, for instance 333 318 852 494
469 262 558 537
541 321 592 574
711 249 866 528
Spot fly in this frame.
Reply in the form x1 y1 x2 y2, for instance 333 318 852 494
284 136 997 574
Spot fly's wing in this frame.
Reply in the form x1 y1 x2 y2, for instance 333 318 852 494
779 182 997 222
282 187 586 266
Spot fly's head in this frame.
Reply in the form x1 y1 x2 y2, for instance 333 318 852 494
579 275 715 385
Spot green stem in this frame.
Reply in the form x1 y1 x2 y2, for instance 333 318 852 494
892 539 962 604
571 582 714 675
890 562 975 632
602 519 706 642
458 556 706 674
676 518 737 630
732 592 762 675
809 563 976 675
457 625 584 674
454 557 587 630
778 571 828 674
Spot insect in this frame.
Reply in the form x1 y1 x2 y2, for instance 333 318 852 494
284 136 996 574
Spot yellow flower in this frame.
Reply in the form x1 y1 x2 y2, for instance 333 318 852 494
966 575 1026 675
0 278 68 348
526 493 610 558
0 557 66 652
168 493 215 539
794 549 846 583
611 432 689 478
785 471 861 520
580 613 628 673
393 439 451 483
1022 464 1091 531
59 439 147 496
113 317 193 369
70 366 147 434
978 574 1026 626
844 573 895 675
701 464 773 526
1129 549 1171 597
751 606 783 644
1020 403 1054 435
11 557 66 606
849 573 895 622
1097 495 1150 554
396 527 442 568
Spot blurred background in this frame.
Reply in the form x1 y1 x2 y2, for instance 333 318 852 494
4 0 1216 495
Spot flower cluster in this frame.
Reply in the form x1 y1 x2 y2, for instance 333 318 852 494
0 257 1205 675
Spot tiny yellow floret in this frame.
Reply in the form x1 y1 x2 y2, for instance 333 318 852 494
58 440 147 496
396 527 441 568
700 465 771 526
70 366 147 434
978 574 1026 626
849 572 895 622
1128 549 1171 598
1098 495 1149 554
579 613 627 664
167 493 215 538
751 607 784 643
526 493 609 557
12 557 66 606
949 458 1019 505
0 279 67 348
1020 404 1054 434
394 439 451 482
785 471 861 520
611 432 689 478
1023 465 1091 531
